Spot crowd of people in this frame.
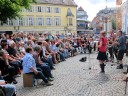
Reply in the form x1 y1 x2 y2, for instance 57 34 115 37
0 31 97 96
0 30 128 96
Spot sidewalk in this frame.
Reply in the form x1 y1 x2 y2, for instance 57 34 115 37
15 53 127 96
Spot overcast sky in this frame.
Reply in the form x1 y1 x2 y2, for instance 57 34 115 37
74 0 126 21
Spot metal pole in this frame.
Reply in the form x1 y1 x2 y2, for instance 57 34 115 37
106 20 107 32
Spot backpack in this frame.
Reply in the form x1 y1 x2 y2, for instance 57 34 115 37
79 57 87 62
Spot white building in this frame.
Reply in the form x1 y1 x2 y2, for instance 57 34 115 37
122 1 128 34
77 7 88 21
77 7 90 34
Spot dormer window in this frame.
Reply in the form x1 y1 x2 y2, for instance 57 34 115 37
62 0 65 3
67 8 73 17
45 0 48 2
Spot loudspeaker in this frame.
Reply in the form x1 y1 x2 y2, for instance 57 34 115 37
5 31 13 35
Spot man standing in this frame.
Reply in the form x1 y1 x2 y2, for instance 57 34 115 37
116 31 126 69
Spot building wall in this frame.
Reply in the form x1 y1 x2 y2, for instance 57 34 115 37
0 3 77 35
92 8 116 34
122 1 128 34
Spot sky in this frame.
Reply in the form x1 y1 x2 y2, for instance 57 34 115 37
74 0 126 21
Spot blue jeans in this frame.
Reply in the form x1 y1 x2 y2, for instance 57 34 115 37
27 69 48 83
37 64 52 78
36 71 48 83
1 84 16 96
64 49 69 58
41 57 54 69
59 52 65 60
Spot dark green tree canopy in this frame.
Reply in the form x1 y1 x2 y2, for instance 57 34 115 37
0 0 36 24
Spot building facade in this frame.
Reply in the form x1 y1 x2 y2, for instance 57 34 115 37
91 16 102 34
77 7 90 34
0 0 77 35
91 7 116 34
122 0 128 34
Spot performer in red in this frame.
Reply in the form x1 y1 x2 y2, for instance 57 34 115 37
97 31 107 73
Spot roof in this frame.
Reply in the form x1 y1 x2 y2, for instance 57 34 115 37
77 15 88 18
78 7 84 11
37 0 77 6
97 7 116 16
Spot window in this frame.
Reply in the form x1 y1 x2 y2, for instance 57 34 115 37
37 6 43 12
46 18 52 25
19 18 24 26
8 19 13 26
54 8 60 13
62 0 65 3
26 17 34 26
55 17 61 26
27 6 34 12
69 18 73 26
46 7 52 13
100 17 102 21
37 17 43 26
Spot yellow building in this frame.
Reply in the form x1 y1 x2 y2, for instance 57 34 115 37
0 0 77 35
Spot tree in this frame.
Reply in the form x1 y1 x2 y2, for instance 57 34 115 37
112 19 116 30
0 0 36 24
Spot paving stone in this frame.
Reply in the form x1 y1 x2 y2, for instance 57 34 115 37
15 53 128 96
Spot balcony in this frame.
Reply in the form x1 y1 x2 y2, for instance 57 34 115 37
77 25 88 30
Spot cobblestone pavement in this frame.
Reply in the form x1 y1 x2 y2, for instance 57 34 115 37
15 53 128 96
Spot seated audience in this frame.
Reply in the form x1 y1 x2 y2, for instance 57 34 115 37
22 46 53 86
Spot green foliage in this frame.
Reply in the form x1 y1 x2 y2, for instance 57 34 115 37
0 0 36 24
112 19 116 30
